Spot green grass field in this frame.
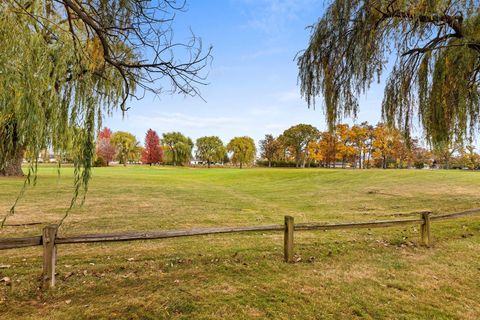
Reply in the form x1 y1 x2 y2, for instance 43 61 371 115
1 166 480 319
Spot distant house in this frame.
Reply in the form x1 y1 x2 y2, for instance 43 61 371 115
37 150 57 163
190 158 203 165
332 162 351 168
190 159 225 166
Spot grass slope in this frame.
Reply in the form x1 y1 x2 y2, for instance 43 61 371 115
0 166 479 319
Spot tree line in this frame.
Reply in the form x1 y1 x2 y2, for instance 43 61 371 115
95 128 256 168
92 123 479 170
259 123 480 170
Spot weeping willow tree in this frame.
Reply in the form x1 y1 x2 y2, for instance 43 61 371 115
298 0 480 147
0 1 211 225
162 132 193 166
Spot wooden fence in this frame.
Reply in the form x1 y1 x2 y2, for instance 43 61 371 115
1 208 479 289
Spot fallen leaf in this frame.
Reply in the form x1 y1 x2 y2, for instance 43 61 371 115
1 277 11 286
64 272 74 280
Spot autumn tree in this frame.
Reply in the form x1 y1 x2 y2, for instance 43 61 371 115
411 144 433 169
195 136 225 168
335 124 356 168
350 124 369 169
227 137 256 169
162 132 193 166
360 122 375 169
307 139 325 166
459 145 480 170
142 129 163 166
96 128 115 166
110 132 139 166
281 124 319 167
96 139 115 167
298 0 480 147
371 124 411 169
259 134 282 167
98 128 112 140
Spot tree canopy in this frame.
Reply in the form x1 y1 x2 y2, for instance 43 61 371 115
281 124 319 167
227 137 256 169
162 132 193 166
96 128 115 166
298 0 480 146
195 136 225 168
142 129 163 165
259 134 282 167
110 131 139 166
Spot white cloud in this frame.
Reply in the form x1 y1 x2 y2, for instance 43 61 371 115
274 88 302 102
235 0 315 34
240 47 286 60
248 106 279 116
132 112 242 130
265 123 286 130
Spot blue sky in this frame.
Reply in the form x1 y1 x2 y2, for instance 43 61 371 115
105 0 386 145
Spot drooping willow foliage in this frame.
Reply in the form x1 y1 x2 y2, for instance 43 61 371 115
0 1 211 225
162 132 194 166
298 0 480 147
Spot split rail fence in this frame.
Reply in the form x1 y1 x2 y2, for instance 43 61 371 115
1 208 479 289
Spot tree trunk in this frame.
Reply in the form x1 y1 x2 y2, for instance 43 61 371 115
240 162 243 169
367 148 372 168
0 144 24 176
268 160 271 168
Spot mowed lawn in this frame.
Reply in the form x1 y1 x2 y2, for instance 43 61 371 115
1 166 480 319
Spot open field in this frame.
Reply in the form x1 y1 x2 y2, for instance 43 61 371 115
1 166 480 319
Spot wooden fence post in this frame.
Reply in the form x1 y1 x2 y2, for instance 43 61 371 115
420 212 431 247
284 216 294 263
42 224 58 289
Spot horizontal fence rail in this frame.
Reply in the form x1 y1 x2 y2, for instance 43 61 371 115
294 218 424 231
0 236 42 250
55 225 285 244
430 208 480 221
0 208 479 288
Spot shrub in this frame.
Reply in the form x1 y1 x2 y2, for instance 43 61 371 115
93 157 107 167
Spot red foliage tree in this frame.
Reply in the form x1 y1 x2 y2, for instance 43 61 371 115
98 127 112 140
96 127 115 166
142 129 163 165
